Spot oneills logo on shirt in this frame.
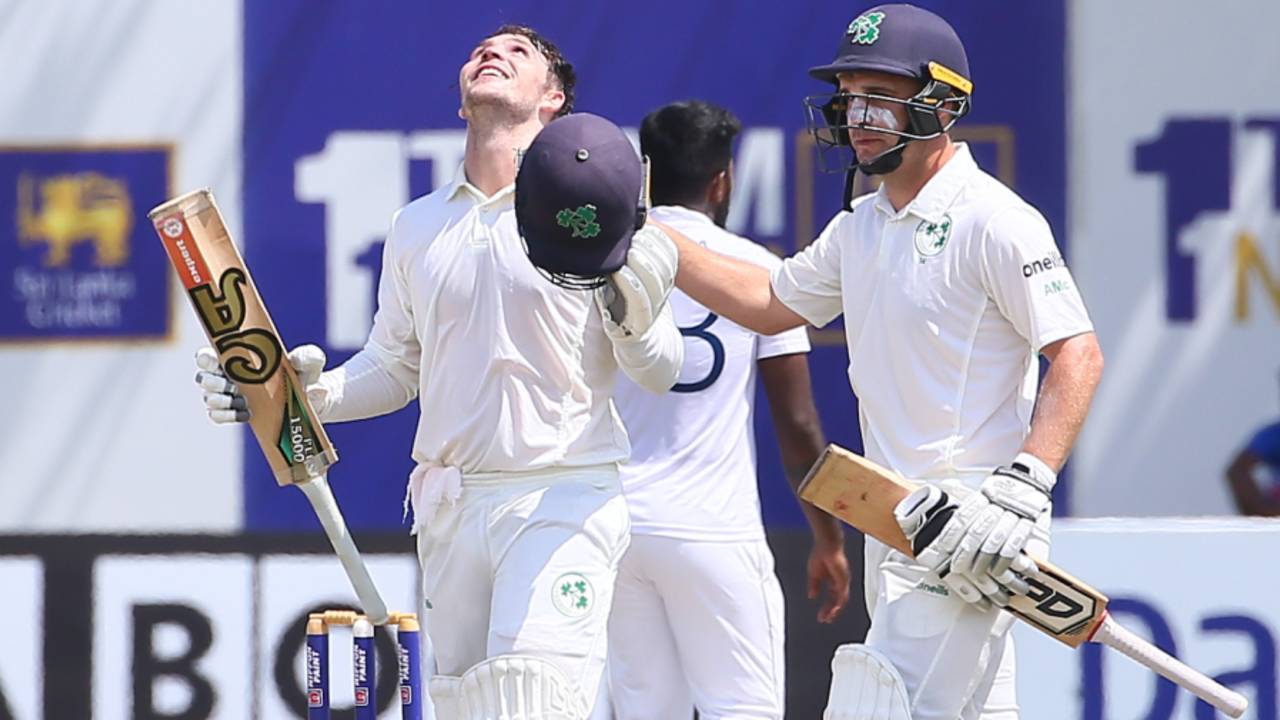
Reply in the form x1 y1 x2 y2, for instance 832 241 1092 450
1022 252 1066 278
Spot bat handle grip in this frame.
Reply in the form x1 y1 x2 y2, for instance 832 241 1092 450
297 476 391 625
1094 614 1248 718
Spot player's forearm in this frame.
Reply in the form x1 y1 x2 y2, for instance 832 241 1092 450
790 465 845 541
654 221 806 335
779 429 844 541
611 305 683 393
1022 332 1104 471
316 346 418 423
760 355 843 541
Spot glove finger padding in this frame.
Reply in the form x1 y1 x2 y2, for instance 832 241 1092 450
598 266 651 337
194 347 250 423
936 566 992 611
972 512 1022 575
991 517 1034 574
195 347 222 374
949 505 1014 607
629 224 678 302
912 491 991 573
984 520 1038 597
202 393 247 411
893 485 954 567
195 370 236 395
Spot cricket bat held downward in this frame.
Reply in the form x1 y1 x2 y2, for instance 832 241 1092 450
798 445 1247 718
149 189 389 624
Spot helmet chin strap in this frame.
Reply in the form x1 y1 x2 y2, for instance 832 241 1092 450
842 138 909 211
857 140 908 175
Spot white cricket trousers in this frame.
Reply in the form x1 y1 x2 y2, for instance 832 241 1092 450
415 464 631 707
608 535 786 720
863 479 1050 720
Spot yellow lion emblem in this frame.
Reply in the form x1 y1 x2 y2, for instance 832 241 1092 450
17 172 132 267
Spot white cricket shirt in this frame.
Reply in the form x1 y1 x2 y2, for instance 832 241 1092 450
615 206 811 541
772 144 1093 481
363 169 629 474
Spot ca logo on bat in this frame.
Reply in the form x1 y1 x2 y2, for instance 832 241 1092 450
190 268 283 384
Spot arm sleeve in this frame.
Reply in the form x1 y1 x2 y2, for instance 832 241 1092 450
979 207 1095 352
316 349 417 422
610 303 684 393
770 213 846 328
316 210 421 421
757 324 811 359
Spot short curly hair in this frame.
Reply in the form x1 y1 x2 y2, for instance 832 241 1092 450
487 24 576 118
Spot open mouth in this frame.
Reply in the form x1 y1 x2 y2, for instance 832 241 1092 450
473 64 510 81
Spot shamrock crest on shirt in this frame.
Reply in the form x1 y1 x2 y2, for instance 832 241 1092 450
914 214 953 260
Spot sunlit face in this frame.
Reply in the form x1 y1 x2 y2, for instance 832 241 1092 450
836 70 919 160
458 33 563 120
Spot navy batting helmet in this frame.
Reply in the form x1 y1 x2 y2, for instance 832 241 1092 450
516 113 648 290
803 4 973 182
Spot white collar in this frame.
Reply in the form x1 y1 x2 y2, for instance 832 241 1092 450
446 163 515 205
872 143 976 224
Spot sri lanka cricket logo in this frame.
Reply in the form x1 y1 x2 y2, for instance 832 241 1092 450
17 172 132 268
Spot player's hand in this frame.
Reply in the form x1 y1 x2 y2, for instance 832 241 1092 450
286 344 330 414
597 224 678 339
807 528 851 623
195 348 249 423
954 455 1055 597
894 485 1008 610
194 345 329 423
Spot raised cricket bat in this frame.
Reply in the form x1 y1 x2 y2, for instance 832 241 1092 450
148 189 390 624
799 444 1248 718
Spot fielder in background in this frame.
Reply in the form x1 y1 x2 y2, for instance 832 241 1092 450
608 101 850 720
196 25 683 720
1225 370 1280 516
653 5 1104 719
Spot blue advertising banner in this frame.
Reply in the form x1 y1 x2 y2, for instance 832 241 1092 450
242 0 1065 531
0 146 172 341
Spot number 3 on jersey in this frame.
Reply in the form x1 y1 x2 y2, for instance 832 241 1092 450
672 313 724 393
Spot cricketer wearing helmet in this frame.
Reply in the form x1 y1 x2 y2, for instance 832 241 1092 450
195 27 682 720
647 5 1105 719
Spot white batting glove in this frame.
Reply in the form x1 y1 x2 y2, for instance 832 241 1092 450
894 486 998 610
195 348 248 423
597 224 678 339
950 454 1055 603
193 344 329 424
